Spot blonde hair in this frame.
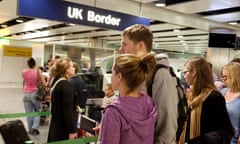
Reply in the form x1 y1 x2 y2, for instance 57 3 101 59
113 53 156 94
49 57 71 78
223 62 240 92
184 57 216 96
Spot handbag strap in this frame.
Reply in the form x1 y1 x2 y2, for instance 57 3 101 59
50 77 66 96
36 69 42 85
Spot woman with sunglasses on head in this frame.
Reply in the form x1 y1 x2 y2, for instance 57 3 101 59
221 62 240 144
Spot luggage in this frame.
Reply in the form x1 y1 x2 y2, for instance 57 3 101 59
0 119 30 144
40 101 50 125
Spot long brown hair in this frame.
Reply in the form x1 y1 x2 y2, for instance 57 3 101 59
184 57 216 96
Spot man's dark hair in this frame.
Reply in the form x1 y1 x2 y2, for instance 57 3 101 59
231 58 240 63
73 62 79 73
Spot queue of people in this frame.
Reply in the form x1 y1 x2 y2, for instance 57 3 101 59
21 24 240 144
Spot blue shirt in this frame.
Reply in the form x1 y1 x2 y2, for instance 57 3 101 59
221 88 240 144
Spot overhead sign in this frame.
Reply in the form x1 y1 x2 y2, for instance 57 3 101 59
0 38 10 45
4 46 32 57
17 0 150 30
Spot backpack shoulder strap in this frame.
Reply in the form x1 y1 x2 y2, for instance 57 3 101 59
147 64 168 97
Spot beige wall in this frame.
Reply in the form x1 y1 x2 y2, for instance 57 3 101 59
206 48 236 77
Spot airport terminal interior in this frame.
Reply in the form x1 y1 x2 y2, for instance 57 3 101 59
0 0 240 143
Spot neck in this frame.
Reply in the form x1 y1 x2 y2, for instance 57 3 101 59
121 90 141 98
225 89 240 101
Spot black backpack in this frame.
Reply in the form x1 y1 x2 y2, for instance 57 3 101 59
147 64 188 141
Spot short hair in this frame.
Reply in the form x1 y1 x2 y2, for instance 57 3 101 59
27 57 36 68
230 58 240 64
113 53 156 94
73 62 79 73
38 66 44 72
222 62 240 92
49 57 72 78
155 53 168 61
105 83 113 91
122 24 153 52
184 57 216 96
54 55 61 59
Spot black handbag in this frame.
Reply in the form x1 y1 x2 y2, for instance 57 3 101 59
36 82 47 101
36 70 47 101
0 119 30 144
187 130 232 144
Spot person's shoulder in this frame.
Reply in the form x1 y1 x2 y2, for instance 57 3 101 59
206 90 225 102
55 78 68 86
220 87 228 95
210 89 223 97
104 104 121 116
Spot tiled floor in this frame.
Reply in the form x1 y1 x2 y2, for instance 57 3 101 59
0 87 49 144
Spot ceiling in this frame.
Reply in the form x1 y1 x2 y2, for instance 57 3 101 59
0 0 240 56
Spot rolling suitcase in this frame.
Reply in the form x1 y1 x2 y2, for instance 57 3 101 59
0 119 30 144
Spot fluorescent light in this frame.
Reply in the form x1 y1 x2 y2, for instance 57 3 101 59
173 29 180 32
155 0 166 7
16 19 24 23
68 23 76 26
177 35 183 38
155 3 166 7
1 24 8 28
229 22 237 25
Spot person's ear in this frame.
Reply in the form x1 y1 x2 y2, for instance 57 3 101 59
117 72 122 81
137 41 144 49
137 41 148 54
192 68 197 77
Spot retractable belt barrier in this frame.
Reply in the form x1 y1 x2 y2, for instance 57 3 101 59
48 136 98 144
0 108 85 118
0 111 51 118
0 108 98 144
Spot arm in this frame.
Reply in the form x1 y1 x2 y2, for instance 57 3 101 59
99 108 121 144
61 81 78 135
69 133 78 140
152 69 178 143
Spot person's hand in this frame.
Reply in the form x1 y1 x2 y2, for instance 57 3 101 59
92 124 101 136
69 132 78 140
76 106 82 113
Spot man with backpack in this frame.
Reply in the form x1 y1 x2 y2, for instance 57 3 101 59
150 54 179 144
119 24 181 144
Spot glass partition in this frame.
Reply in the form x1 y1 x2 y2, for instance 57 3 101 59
44 44 116 74
44 44 116 90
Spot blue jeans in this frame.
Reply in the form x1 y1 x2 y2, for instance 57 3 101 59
23 91 41 133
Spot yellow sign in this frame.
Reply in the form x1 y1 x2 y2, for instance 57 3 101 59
4 46 32 57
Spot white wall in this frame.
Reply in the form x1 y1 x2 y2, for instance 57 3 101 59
0 40 44 83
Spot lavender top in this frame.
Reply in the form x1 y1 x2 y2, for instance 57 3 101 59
99 93 157 144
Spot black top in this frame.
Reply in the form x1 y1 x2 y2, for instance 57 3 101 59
69 75 87 108
185 90 234 142
47 78 77 142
